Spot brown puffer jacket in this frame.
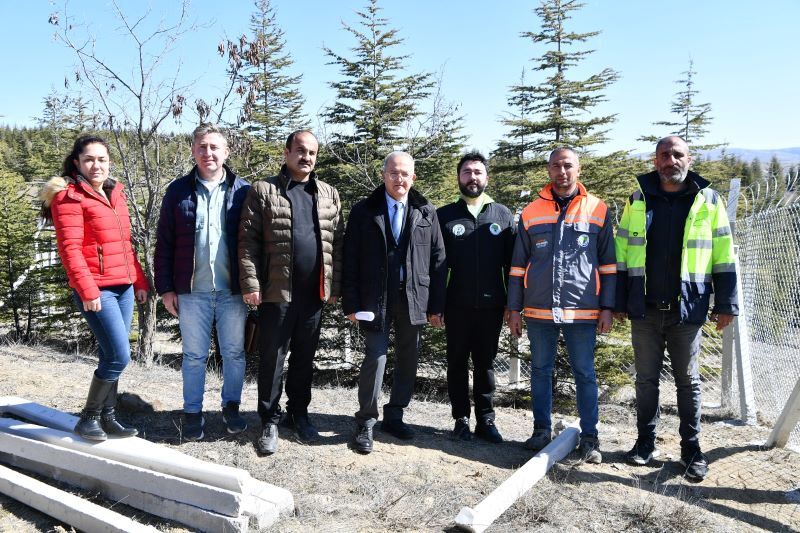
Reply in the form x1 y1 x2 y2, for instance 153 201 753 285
238 166 343 303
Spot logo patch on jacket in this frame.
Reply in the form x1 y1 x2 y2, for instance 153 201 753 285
489 223 502 236
452 224 465 236
576 234 589 248
535 239 548 249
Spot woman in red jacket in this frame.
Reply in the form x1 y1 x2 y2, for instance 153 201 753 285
41 135 149 441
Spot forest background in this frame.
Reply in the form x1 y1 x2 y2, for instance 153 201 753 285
0 0 797 392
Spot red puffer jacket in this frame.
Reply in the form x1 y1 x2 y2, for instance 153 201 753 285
43 176 149 302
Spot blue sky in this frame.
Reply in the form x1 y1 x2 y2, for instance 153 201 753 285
2 1 798 155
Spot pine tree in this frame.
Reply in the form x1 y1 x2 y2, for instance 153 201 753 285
224 0 308 173
640 59 724 151
494 0 619 175
321 0 462 200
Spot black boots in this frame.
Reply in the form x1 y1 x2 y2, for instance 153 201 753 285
74 374 138 441
101 379 138 438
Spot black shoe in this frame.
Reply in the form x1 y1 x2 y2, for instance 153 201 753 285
577 435 602 464
380 419 415 440
626 438 659 466
74 374 115 441
284 413 320 442
100 380 138 438
475 419 503 443
523 430 551 452
183 412 205 441
222 401 248 434
452 417 472 441
680 450 709 481
353 424 373 454
256 423 279 455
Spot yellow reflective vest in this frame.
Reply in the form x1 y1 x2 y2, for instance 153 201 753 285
614 171 738 324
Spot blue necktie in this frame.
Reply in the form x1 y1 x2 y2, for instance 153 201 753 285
392 202 404 242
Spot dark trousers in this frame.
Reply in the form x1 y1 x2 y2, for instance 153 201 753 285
356 293 423 427
631 307 703 452
256 296 323 425
445 305 504 422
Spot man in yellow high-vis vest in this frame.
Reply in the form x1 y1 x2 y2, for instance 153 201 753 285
614 136 738 482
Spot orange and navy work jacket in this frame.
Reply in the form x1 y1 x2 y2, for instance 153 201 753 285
507 183 616 323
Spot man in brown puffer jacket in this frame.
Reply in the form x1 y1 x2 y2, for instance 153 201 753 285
238 130 343 455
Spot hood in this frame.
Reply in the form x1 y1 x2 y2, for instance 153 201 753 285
39 176 68 207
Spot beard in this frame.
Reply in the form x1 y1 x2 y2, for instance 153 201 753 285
459 181 486 198
658 167 688 185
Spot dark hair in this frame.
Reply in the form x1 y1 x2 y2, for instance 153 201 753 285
457 150 488 175
285 130 316 150
548 146 578 164
62 135 111 177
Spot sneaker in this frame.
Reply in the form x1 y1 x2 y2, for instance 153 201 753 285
577 435 602 464
475 419 503 444
626 438 660 466
680 450 709 481
222 401 248 434
283 413 320 443
255 423 279 455
523 429 551 452
380 419 415 440
183 412 205 441
452 417 472 441
353 424 373 454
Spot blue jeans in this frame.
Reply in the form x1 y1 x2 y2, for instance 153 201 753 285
178 290 247 413
631 308 703 452
74 285 134 381
526 320 599 438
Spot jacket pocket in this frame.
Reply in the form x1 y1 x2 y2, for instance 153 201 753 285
97 246 104 275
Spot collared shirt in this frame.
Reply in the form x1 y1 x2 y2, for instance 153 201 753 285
460 193 491 219
192 171 231 292
385 191 408 280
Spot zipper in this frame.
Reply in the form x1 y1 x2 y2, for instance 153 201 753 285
98 246 104 274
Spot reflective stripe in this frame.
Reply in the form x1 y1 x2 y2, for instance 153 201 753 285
629 237 645 246
510 267 526 277
598 264 617 274
687 239 712 249
714 226 731 237
628 266 645 277
683 273 712 283
616 262 628 272
524 263 530 289
524 215 558 228
616 228 629 238
522 307 600 320
712 263 736 273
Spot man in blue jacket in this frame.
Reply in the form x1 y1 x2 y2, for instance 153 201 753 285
154 123 251 441
437 151 514 443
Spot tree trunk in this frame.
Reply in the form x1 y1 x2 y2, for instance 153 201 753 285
137 295 158 367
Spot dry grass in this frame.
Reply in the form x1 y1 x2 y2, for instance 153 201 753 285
0 340 797 532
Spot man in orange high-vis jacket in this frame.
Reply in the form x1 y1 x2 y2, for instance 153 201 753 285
507 147 616 464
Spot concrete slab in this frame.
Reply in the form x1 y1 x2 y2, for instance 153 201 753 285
0 452 252 533
0 431 244 517
0 462 158 533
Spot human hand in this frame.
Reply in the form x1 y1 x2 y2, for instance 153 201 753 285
135 289 149 305
427 314 444 328
346 313 357 323
597 309 613 334
243 291 262 306
83 297 102 313
162 291 179 317
508 311 522 338
711 313 735 331
328 296 338 305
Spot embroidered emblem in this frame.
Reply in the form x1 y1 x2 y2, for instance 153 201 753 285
577 234 589 248
452 224 466 236
535 239 548 249
489 223 502 236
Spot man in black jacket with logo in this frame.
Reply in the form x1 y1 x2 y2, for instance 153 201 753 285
342 151 447 454
437 152 515 443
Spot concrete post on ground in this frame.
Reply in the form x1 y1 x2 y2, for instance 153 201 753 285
732 251 757 426
766 375 800 448
720 179 740 410
454 419 581 533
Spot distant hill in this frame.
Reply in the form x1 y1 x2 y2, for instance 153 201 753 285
634 147 800 168
697 147 800 168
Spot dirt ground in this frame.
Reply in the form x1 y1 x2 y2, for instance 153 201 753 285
0 342 798 532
